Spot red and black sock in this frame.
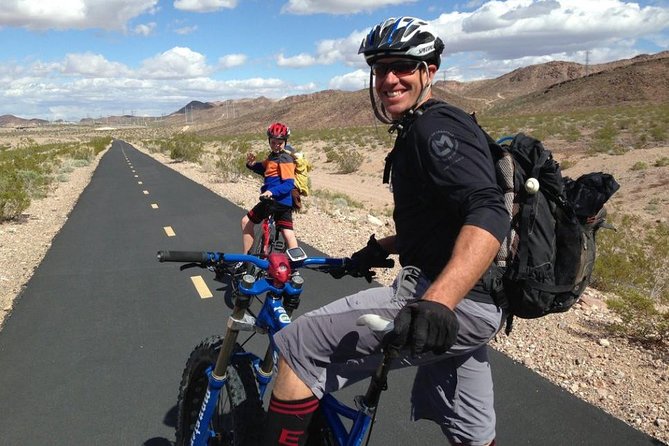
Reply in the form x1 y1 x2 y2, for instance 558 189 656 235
261 393 319 445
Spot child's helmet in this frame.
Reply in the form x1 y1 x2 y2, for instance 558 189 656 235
267 122 291 140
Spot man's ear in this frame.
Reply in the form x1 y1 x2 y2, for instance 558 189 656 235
427 64 438 82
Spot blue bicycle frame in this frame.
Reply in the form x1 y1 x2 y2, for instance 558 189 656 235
180 252 385 446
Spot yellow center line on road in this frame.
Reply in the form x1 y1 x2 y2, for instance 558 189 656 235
151 203 159 209
163 226 176 237
190 276 213 299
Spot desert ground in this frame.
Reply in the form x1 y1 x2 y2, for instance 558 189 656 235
0 126 667 443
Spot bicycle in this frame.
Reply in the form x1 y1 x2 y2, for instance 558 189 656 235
157 247 395 446
250 196 285 258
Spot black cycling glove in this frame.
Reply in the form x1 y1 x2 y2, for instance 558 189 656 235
384 300 459 356
351 234 389 270
330 234 389 282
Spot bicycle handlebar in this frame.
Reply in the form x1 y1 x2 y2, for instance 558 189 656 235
156 250 394 272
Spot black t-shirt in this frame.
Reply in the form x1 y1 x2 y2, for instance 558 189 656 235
390 100 509 302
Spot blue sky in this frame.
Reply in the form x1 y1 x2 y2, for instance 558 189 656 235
1 0 668 121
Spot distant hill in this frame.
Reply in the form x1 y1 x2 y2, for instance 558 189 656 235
0 114 49 128
488 55 669 115
173 100 215 116
5 50 667 133
189 50 669 135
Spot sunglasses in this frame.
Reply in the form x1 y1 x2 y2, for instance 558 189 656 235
371 61 422 77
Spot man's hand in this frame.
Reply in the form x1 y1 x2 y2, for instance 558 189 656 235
328 235 388 283
351 234 389 272
384 300 459 356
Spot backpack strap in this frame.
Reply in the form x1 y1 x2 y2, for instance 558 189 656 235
515 149 550 278
382 101 440 184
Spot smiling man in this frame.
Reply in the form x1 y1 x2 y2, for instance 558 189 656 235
261 17 509 446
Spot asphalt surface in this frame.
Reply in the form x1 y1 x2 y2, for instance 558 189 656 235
0 140 662 445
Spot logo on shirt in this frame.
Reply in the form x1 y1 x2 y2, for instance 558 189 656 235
429 130 459 163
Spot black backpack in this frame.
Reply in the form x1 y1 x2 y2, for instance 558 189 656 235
485 133 619 333
385 102 619 333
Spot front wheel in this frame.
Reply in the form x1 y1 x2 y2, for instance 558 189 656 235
175 336 264 446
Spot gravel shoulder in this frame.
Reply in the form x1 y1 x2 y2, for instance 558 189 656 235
1 141 667 444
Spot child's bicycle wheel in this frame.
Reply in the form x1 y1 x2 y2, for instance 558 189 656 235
175 336 263 446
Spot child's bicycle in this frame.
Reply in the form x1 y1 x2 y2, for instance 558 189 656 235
157 247 395 446
251 196 284 258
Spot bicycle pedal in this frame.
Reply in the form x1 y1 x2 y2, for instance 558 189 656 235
273 240 286 251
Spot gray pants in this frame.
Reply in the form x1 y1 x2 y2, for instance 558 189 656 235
274 267 503 445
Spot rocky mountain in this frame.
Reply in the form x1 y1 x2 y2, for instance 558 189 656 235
0 114 49 128
184 50 669 136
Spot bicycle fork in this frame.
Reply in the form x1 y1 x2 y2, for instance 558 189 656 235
190 292 254 446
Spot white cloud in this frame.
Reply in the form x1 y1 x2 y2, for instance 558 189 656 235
139 47 212 79
328 69 368 90
175 25 198 35
0 0 158 31
61 52 131 77
277 53 316 68
219 54 247 69
434 0 669 60
173 0 237 13
282 0 416 15
278 29 368 68
134 22 156 36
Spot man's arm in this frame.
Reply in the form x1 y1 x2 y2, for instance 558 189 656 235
421 225 500 310
375 235 397 255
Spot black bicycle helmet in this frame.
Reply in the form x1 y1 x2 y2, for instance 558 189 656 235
358 17 444 67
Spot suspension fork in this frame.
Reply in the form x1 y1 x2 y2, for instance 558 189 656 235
189 292 256 446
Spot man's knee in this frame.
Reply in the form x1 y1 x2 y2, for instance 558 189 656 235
273 356 313 401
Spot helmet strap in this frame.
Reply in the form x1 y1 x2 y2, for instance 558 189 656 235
368 70 393 125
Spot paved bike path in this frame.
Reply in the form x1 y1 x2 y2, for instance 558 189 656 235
0 140 660 445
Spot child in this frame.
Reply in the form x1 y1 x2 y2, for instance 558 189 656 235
240 122 299 255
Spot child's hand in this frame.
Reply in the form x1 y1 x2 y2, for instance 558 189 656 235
246 152 256 164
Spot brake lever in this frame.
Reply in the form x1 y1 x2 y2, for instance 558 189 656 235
179 262 204 271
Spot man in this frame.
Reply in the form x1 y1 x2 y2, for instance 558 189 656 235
241 122 299 255
262 17 509 446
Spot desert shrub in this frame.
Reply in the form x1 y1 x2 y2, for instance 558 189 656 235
0 169 30 220
654 157 669 167
70 146 94 162
559 159 577 171
630 161 648 171
16 169 50 199
336 149 364 173
324 147 339 163
167 133 204 162
87 136 112 154
311 189 363 209
607 289 669 345
215 150 248 182
592 215 669 346
650 124 667 142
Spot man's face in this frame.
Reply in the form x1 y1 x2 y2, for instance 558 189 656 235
269 138 285 152
373 58 436 119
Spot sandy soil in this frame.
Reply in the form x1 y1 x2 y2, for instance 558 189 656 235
0 134 667 443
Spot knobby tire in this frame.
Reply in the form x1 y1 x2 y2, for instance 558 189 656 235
175 336 264 446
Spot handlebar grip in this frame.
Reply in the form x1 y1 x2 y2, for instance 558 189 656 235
157 250 208 263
